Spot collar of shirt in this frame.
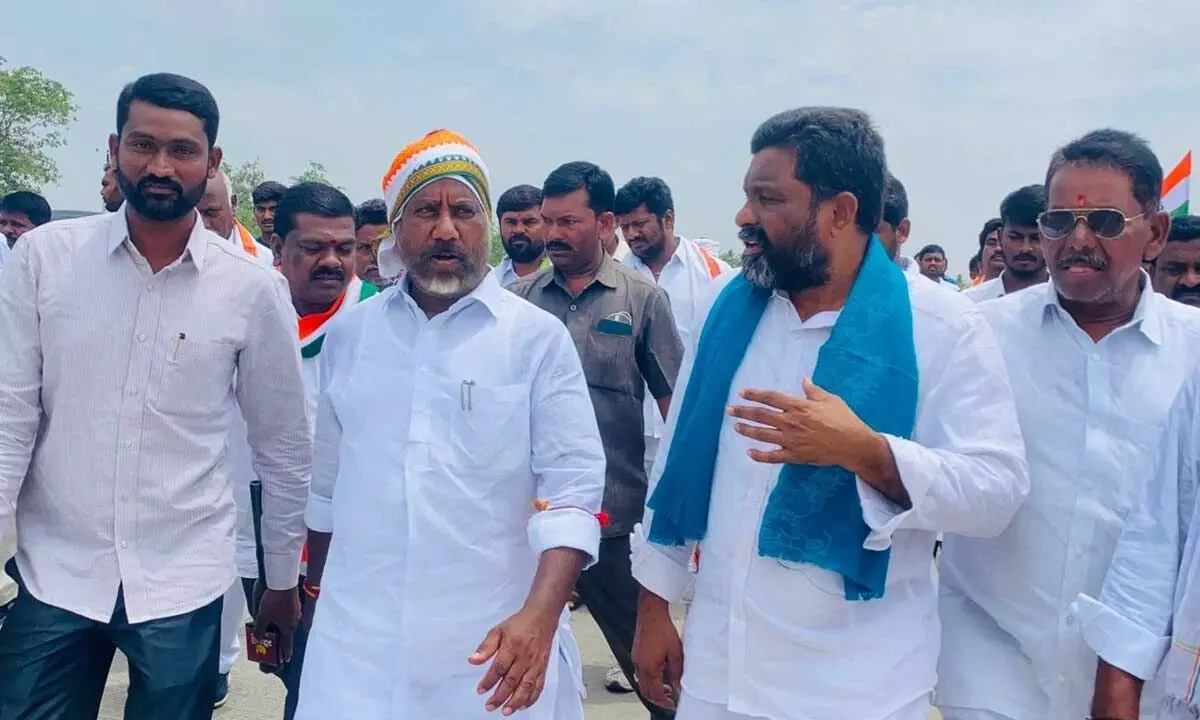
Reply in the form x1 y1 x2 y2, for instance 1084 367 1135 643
624 235 689 275
389 268 507 321
1039 271 1164 346
533 252 620 295
105 208 211 272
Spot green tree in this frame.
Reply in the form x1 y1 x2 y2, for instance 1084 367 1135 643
223 159 265 230
488 224 505 266
0 57 77 194
291 161 338 187
717 248 742 268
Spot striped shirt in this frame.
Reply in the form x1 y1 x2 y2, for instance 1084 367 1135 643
0 210 311 623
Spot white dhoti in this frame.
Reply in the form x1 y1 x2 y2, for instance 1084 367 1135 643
218 580 246 675
677 692 932 720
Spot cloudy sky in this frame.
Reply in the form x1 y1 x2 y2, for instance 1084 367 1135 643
8 0 1199 272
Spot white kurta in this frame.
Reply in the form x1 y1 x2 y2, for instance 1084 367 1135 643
631 270 1029 720
937 279 1200 719
295 274 605 719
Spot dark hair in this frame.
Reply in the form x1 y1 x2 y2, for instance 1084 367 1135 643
542 161 615 215
881 174 908 227
251 181 289 206
614 176 674 218
999 185 1046 228
969 253 982 274
117 73 219 148
496 184 543 217
978 217 1004 249
353 198 388 230
1046 129 1163 213
1169 215 1200 243
274 182 354 240
915 244 946 260
750 107 886 235
0 191 52 226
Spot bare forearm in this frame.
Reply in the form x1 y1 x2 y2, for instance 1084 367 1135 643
523 547 587 616
846 431 911 510
304 530 332 586
1092 660 1143 719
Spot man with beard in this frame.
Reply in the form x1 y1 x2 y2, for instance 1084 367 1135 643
102 154 126 212
975 218 1005 285
630 107 1028 720
353 198 390 287
1151 214 1200 307
936 129 1200 720
252 180 288 244
198 170 273 268
295 130 604 720
915 243 958 287
963 186 1048 302
0 72 310 719
510 161 684 720
491 184 548 286
0 191 51 272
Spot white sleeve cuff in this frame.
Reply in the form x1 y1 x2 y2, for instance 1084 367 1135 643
264 551 302 591
1070 593 1171 681
305 491 333 534
630 522 693 603
528 508 601 570
855 435 935 551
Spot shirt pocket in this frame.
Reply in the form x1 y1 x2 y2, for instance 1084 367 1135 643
445 381 530 475
152 339 237 419
585 325 636 393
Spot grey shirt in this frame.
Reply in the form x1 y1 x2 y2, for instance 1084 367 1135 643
510 255 683 536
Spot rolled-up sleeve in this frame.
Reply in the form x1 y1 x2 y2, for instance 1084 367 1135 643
631 346 699 602
527 320 605 567
0 240 42 531
1071 375 1199 680
854 305 1029 547
237 272 312 590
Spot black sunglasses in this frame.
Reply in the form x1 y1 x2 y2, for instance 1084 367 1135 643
1037 208 1145 240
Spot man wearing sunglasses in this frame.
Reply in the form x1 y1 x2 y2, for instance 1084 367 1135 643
936 129 1200 720
962 186 1048 303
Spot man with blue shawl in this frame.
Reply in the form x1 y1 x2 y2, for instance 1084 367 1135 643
629 107 1031 720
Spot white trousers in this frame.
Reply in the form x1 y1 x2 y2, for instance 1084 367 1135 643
218 580 246 675
937 710 1014 720
677 692 932 720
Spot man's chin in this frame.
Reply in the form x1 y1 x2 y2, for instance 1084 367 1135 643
1173 293 1200 307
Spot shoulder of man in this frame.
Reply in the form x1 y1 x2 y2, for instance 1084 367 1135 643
506 265 553 299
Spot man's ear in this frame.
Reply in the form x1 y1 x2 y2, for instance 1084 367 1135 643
208 146 224 178
897 218 911 247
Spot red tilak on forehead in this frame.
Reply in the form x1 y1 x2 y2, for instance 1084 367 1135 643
1075 194 1088 207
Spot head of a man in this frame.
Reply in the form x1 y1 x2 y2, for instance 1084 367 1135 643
495 184 546 265
969 252 982 282
273 183 356 314
998 185 1046 280
252 181 288 240
735 107 886 293
977 217 1004 279
1153 215 1200 307
197 170 236 239
0 191 52 248
353 198 388 284
101 157 125 212
615 176 676 265
1041 129 1169 307
915 244 948 281
541 161 615 277
877 174 910 260
110 73 221 223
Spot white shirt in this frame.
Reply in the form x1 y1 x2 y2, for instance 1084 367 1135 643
961 275 1005 303
937 280 1200 719
228 224 275 269
0 211 311 624
896 255 920 276
0 239 9 272
631 270 1029 720
296 273 605 719
623 236 731 438
490 255 546 288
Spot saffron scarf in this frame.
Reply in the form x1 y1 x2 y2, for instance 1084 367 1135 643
647 237 918 600
299 277 379 359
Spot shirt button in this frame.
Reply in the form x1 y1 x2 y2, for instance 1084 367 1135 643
569 304 577 311
120 541 128 549
146 284 154 292
137 333 147 342
129 387 138 396
123 440 133 449
1090 353 1100 361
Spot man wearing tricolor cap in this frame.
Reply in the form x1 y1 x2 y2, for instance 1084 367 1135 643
223 182 378 715
294 130 604 719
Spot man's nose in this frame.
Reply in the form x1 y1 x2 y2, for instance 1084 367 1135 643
1183 267 1200 288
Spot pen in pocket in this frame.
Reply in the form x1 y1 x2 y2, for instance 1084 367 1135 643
173 332 186 361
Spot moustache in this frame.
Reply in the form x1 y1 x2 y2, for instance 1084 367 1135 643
1173 285 1200 298
310 267 345 282
1012 253 1039 264
738 225 769 245
421 241 468 262
137 175 183 196
506 233 531 245
1057 250 1107 271
546 240 573 252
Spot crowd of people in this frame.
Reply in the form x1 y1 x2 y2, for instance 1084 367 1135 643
1 70 1200 720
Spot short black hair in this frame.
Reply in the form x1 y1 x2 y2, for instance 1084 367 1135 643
1046 129 1163 213
496 184 543 217
0 191 52 226
750 107 886 236
1000 185 1046 228
252 181 289 206
353 198 388 230
882 174 908 227
542 161 615 215
969 253 982 274
117 73 219 148
978 217 1004 249
614 177 674 218
915 244 946 260
274 182 354 240
1169 215 1200 243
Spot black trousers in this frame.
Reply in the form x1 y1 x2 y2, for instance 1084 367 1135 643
0 578 221 720
575 534 675 720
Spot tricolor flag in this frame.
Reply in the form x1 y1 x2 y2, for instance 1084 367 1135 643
1163 151 1191 218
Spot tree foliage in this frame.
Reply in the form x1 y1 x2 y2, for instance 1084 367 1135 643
223 159 265 230
291 161 338 187
0 57 77 194
717 248 742 268
489 224 505 266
